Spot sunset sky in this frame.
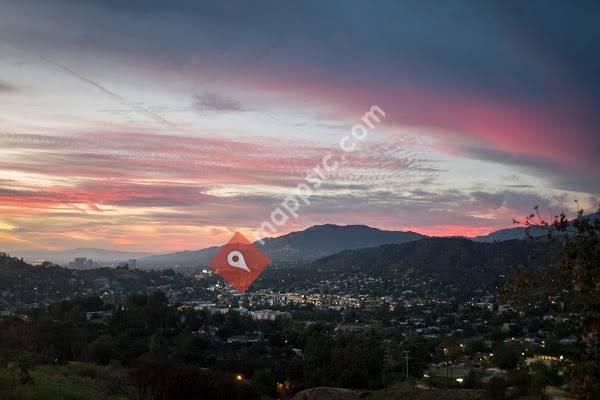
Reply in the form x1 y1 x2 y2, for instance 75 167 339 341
1 1 599 252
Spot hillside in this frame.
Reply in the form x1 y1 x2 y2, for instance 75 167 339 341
310 237 553 275
0 253 202 308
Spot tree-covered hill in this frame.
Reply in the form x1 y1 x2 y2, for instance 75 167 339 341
310 237 555 276
0 252 204 308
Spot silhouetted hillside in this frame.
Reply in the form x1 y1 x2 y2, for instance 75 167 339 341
0 252 202 307
310 237 554 276
139 224 424 268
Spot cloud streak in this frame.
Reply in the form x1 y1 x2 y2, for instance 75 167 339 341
194 92 246 114
0 81 15 93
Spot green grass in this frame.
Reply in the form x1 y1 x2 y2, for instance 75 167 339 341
0 363 128 400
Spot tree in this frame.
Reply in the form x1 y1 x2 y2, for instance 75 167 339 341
492 343 519 370
148 333 168 361
529 362 561 399
484 377 507 400
15 353 33 384
508 206 600 398
251 369 276 397
172 329 206 364
507 368 531 397
89 334 117 365
285 357 304 391
120 360 257 400
465 369 482 388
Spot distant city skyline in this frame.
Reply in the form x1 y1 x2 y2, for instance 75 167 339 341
1 1 599 252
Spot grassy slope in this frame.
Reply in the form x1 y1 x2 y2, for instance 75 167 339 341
0 363 128 400
0 365 485 400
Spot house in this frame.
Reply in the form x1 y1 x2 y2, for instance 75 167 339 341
250 309 291 320
86 311 113 324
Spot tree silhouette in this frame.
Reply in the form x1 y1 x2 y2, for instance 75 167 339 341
508 205 600 398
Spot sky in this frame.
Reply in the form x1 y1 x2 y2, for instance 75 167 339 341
0 0 599 253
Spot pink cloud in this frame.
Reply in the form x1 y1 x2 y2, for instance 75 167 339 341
213 63 599 183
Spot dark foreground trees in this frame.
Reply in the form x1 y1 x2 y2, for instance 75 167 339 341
119 359 257 400
508 207 600 399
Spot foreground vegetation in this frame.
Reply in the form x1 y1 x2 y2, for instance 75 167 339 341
0 363 127 400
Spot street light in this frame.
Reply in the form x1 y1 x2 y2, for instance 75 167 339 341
235 374 244 382
443 348 449 389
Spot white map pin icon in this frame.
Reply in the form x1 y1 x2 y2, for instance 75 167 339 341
227 250 250 272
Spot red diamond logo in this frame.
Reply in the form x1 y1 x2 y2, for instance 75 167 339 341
208 232 270 293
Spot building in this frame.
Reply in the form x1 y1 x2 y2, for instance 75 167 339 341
128 259 137 269
86 311 113 325
250 309 291 321
74 257 87 269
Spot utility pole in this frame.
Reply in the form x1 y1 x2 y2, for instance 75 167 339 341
403 350 410 380
444 347 449 389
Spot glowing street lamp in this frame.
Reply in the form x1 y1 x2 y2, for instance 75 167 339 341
444 348 449 389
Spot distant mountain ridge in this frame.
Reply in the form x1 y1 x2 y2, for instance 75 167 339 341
473 226 550 242
138 246 221 269
473 212 598 242
139 224 425 268
257 224 424 261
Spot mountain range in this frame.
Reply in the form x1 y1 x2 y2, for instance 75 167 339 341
140 221 567 269
138 224 424 268
9 220 573 269
472 226 551 242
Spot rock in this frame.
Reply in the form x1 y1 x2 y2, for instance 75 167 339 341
290 387 370 400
